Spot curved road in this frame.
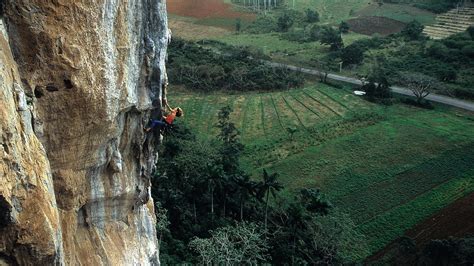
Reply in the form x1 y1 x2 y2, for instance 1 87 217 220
266 61 474 112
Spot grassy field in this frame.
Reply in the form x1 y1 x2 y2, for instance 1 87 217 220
169 83 474 257
355 3 436 24
209 31 369 66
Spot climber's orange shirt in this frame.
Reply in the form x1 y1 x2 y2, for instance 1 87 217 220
165 109 177 124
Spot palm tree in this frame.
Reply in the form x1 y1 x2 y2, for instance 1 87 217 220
206 163 224 218
257 169 283 231
233 174 257 221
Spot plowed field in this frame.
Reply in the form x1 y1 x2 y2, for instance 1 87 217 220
168 0 255 19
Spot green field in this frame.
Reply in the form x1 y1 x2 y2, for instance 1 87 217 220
170 84 474 257
210 32 369 67
355 3 436 24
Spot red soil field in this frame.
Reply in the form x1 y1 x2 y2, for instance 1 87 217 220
406 191 474 246
368 192 474 263
167 0 255 19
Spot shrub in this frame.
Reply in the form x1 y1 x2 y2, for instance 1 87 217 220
401 20 424 40
468 26 474 40
305 9 320 23
320 26 344 51
277 13 294 32
435 66 457 82
246 15 278 34
281 28 310 43
426 42 449 59
342 43 365 66
461 44 474 58
339 21 350 34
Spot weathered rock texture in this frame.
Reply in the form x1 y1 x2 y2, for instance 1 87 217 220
0 0 169 264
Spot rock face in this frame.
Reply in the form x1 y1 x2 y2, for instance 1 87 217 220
0 0 169 264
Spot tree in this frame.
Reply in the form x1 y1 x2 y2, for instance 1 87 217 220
298 188 331 215
401 20 424 40
277 13 294 32
216 106 244 174
307 211 369 264
305 9 319 23
320 27 344 51
339 21 350 34
418 237 474 266
468 26 474 40
233 174 257 221
364 59 392 102
341 43 364 66
315 54 338 83
257 169 283 231
206 163 224 218
155 201 170 252
235 18 242 32
400 73 437 104
189 223 268 265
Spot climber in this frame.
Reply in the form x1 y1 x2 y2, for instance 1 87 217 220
144 73 184 132
144 102 183 132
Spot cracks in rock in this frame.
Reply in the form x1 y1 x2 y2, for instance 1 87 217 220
77 204 89 228
106 139 123 174
2 143 9 154
0 195 12 228
33 86 43 98
63 79 73 89
45 84 58 92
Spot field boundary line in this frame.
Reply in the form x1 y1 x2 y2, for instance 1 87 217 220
281 95 308 130
260 96 268 139
300 90 343 117
240 96 250 139
270 94 285 131
312 88 351 110
288 92 322 118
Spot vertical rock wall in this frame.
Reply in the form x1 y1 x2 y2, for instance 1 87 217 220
0 0 169 264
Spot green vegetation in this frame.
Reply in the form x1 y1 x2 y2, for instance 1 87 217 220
164 0 474 263
169 84 474 257
153 105 367 264
189 223 268 264
211 31 367 65
351 29 474 99
355 3 436 24
168 39 303 91
372 236 474 265
409 0 462 13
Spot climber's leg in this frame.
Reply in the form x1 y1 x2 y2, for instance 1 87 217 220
145 120 166 132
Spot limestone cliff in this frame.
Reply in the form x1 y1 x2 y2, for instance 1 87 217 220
0 0 169 265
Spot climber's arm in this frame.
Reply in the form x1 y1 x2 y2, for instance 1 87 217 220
161 76 172 111
162 98 172 111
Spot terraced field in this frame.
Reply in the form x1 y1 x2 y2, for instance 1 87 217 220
169 84 474 257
